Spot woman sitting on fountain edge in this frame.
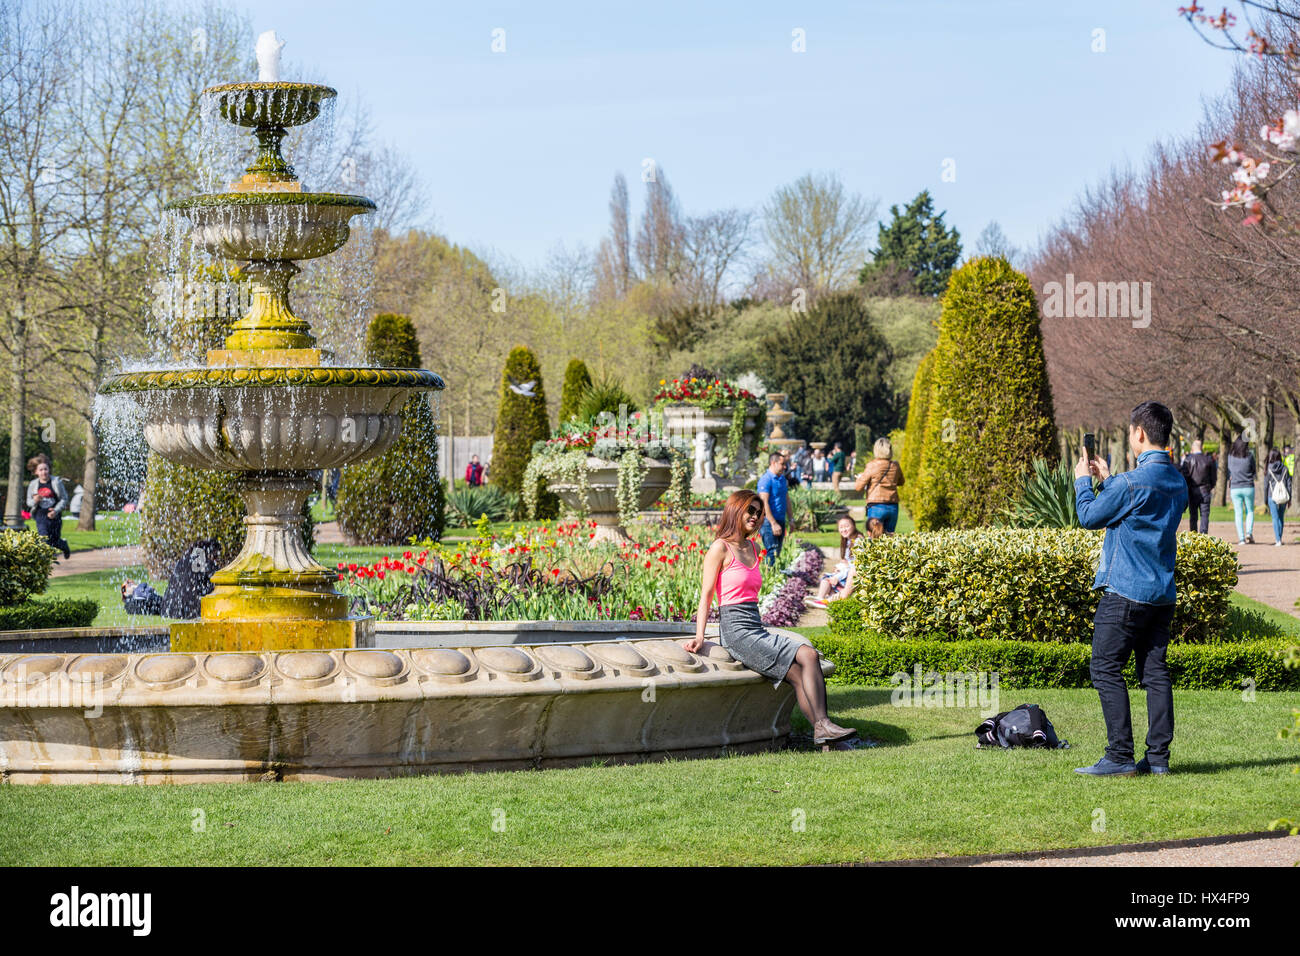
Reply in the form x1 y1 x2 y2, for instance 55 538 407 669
683 490 856 747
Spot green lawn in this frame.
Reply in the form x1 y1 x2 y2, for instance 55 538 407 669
0 684 1293 866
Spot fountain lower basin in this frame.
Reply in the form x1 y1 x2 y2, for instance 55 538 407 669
0 623 820 783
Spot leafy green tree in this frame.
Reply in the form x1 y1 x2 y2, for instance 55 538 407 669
558 358 592 424
337 313 444 544
859 190 962 297
491 345 550 496
913 257 1057 530
757 292 897 447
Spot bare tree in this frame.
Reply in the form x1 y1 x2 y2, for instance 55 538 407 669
680 207 753 312
760 171 877 300
634 166 684 282
0 0 75 528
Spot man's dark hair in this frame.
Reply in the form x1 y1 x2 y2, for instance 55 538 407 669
768 452 783 465
1130 401 1173 447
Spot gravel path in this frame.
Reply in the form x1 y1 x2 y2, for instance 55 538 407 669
873 832 1300 867
1207 519 1300 616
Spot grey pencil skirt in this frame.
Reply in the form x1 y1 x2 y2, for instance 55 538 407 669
719 602 800 689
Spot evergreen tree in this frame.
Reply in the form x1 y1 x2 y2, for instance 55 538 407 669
912 257 1056 530
757 292 897 447
898 349 935 512
558 358 592 424
491 345 550 496
336 313 444 544
859 190 962 297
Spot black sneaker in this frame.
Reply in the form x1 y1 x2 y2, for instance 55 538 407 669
1136 757 1170 775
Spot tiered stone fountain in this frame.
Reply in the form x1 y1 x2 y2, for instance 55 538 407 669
765 393 805 457
0 38 825 783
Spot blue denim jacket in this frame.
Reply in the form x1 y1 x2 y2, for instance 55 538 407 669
1074 449 1188 605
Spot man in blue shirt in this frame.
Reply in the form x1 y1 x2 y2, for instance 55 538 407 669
755 452 789 566
1073 401 1188 777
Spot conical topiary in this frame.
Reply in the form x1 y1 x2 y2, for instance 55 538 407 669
898 349 934 512
490 345 550 496
913 257 1057 530
336 313 445 544
558 358 592 425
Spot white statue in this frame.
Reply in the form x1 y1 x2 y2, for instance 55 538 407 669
256 30 285 82
693 430 715 481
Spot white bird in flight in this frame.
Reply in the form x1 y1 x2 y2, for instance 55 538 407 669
508 377 537 397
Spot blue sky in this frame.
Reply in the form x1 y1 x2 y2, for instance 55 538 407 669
235 0 1239 271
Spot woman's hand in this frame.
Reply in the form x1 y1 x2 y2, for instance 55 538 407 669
682 635 706 653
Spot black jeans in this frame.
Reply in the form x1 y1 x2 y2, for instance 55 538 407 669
1090 591 1174 766
1188 485 1212 534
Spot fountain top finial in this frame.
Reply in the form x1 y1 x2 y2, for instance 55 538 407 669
256 30 285 82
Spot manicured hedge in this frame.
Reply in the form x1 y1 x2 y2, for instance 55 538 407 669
841 528 1237 644
810 629 1299 691
0 598 98 631
0 528 56 606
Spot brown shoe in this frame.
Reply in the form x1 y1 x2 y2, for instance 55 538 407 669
1246 534 1256 544
813 719 857 745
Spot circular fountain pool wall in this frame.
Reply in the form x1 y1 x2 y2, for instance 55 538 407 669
0 622 821 784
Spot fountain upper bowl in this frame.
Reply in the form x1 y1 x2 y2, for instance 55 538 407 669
99 366 444 471
206 81 337 128
167 192 376 261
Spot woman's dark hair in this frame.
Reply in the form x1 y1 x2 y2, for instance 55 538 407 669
1130 401 1173 447
1268 447 1283 466
714 490 762 541
1231 437 1250 458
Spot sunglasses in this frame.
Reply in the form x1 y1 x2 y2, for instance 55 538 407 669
745 506 762 519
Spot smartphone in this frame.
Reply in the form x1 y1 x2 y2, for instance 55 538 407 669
1083 433 1096 462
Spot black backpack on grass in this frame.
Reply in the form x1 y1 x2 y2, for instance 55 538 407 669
975 703 1069 750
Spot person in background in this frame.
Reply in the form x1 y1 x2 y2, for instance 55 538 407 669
1265 447 1291 546
828 442 846 491
808 516 863 607
854 437 905 533
1073 401 1187 777
1178 439 1217 534
808 446 828 486
789 445 810 490
755 451 789 567
1284 444 1295 479
120 539 221 619
1227 436 1256 545
686 491 857 748
465 454 485 487
26 459 71 559
783 451 799 491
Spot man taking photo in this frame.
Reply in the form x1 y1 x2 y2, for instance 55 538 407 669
1073 401 1188 777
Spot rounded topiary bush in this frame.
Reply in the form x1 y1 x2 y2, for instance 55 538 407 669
558 358 592 425
140 456 245 579
0 528 57 606
141 455 315 579
913 257 1056 530
336 313 445 545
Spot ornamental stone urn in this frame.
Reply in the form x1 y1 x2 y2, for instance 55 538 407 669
660 403 761 494
548 456 673 543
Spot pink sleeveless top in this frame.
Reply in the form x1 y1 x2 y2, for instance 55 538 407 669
716 540 763 605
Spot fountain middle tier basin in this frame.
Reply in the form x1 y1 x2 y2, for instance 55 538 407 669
0 623 826 783
169 192 377 261
100 366 442 471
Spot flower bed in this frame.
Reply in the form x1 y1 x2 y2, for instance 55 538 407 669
760 541 823 626
335 520 810 624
